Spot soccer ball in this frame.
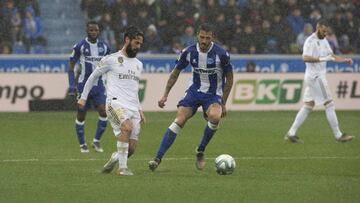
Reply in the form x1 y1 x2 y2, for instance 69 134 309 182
215 154 236 175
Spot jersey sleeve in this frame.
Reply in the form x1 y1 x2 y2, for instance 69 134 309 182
302 39 314 56
105 43 111 55
174 49 189 70
70 43 81 62
221 51 233 74
325 39 333 55
80 56 112 100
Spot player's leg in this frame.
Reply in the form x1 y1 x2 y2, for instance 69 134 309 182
75 84 90 152
156 107 193 159
101 102 129 174
324 100 353 142
76 108 89 152
316 76 353 142
149 91 198 171
128 139 137 158
195 99 222 170
102 114 140 174
128 116 141 158
197 103 222 153
286 101 314 143
92 87 108 152
149 106 194 171
102 138 136 174
324 100 342 138
117 119 134 176
92 104 107 152
286 81 315 143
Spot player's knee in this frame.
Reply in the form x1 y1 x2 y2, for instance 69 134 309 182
304 101 315 109
99 110 107 118
324 100 334 109
120 121 133 135
76 116 85 122
207 110 221 123
174 117 187 127
207 112 221 123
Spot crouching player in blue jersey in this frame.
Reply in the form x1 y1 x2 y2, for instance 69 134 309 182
68 21 111 153
148 23 234 171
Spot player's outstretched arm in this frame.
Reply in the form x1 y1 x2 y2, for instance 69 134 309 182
158 68 181 108
78 67 105 109
68 61 77 96
221 71 234 117
303 54 335 63
303 55 325 63
331 54 353 65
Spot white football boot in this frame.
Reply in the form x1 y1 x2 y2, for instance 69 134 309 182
101 152 118 173
118 168 134 176
80 144 90 153
92 142 104 152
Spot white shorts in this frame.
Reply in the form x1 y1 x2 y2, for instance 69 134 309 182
303 76 332 106
106 99 141 140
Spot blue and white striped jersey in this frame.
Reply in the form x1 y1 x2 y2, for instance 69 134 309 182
175 42 233 96
70 38 111 86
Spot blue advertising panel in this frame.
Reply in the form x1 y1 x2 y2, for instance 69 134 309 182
0 55 359 73
0 58 67 73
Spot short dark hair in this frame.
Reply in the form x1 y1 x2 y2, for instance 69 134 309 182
317 19 330 27
86 21 99 27
198 23 215 34
123 26 144 42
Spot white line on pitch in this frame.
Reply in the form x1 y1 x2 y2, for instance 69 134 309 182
1 156 359 163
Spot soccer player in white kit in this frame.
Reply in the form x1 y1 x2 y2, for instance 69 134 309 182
286 20 354 143
78 26 145 176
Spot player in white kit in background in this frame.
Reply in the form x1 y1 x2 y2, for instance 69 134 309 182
78 26 145 176
286 19 354 143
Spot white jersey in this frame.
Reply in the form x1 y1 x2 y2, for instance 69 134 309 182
303 33 333 79
80 51 143 111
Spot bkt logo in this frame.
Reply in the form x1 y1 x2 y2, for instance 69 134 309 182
233 79 303 104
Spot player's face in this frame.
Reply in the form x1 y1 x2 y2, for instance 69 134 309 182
87 24 99 41
316 24 328 39
197 30 213 52
126 36 143 58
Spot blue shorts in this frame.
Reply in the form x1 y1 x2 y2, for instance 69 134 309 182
78 83 106 111
177 89 222 116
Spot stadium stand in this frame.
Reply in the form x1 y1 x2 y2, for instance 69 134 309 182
1 0 359 54
40 0 84 54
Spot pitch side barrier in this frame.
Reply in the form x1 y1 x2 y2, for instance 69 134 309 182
1 54 360 73
0 73 359 112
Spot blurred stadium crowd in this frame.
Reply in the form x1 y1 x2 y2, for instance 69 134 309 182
0 0 46 54
1 0 359 54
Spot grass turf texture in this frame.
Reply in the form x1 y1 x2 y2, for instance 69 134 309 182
0 111 359 203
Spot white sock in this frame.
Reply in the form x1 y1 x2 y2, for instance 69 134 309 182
325 103 342 138
288 106 312 136
117 141 129 169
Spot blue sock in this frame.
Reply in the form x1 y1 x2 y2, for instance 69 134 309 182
94 117 107 141
75 120 85 145
156 128 177 160
197 124 217 152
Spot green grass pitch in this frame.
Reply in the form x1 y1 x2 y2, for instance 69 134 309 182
0 111 359 203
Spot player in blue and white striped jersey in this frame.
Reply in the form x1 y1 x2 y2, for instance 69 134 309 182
149 23 234 171
67 21 111 153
